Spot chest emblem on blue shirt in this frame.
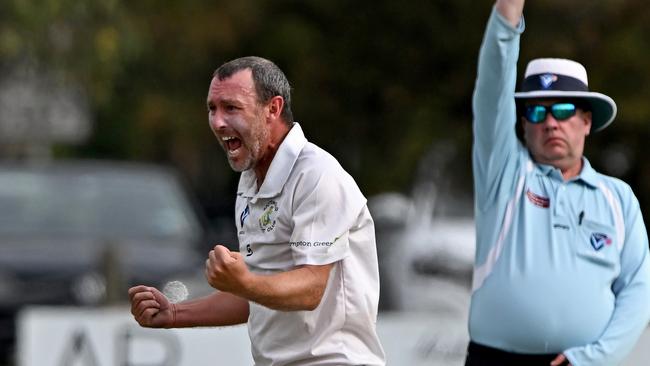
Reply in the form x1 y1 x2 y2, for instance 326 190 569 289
590 232 612 251
526 189 550 208
539 73 558 89
259 200 278 233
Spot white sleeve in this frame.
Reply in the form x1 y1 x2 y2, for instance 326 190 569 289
289 164 366 266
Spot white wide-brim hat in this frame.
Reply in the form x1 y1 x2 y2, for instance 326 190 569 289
514 58 617 132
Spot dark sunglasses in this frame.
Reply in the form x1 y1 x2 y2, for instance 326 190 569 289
524 103 577 124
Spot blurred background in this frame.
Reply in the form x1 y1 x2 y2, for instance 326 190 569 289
1 0 649 365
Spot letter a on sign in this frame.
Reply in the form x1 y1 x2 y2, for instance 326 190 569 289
57 328 100 366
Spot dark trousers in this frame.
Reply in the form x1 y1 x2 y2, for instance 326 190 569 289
465 341 568 366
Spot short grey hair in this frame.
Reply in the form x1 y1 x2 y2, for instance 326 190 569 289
214 56 293 125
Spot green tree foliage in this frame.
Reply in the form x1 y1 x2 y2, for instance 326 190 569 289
1 0 649 222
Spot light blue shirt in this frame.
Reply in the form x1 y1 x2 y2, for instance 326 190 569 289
470 8 650 365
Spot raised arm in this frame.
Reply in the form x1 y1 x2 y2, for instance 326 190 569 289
472 0 525 208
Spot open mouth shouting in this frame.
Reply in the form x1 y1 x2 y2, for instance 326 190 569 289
222 135 243 156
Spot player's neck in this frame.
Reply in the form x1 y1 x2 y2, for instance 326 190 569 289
253 125 291 189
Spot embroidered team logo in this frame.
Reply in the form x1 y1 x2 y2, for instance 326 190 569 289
590 232 612 251
526 189 550 208
539 73 558 89
259 200 278 233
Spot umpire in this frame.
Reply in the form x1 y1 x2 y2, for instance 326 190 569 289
466 0 650 365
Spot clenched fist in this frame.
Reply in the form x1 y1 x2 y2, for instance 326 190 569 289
128 285 176 328
205 245 252 295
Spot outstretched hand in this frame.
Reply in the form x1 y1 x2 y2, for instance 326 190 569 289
128 285 176 328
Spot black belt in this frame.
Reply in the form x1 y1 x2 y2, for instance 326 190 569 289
465 341 570 366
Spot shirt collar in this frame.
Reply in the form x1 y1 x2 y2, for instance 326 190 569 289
576 157 599 188
534 156 599 188
237 123 307 202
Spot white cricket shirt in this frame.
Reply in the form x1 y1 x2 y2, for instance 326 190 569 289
235 123 385 366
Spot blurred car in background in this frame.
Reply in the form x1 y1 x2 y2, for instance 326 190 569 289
0 159 215 364
369 183 475 366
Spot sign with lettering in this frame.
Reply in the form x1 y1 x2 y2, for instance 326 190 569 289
16 307 649 366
